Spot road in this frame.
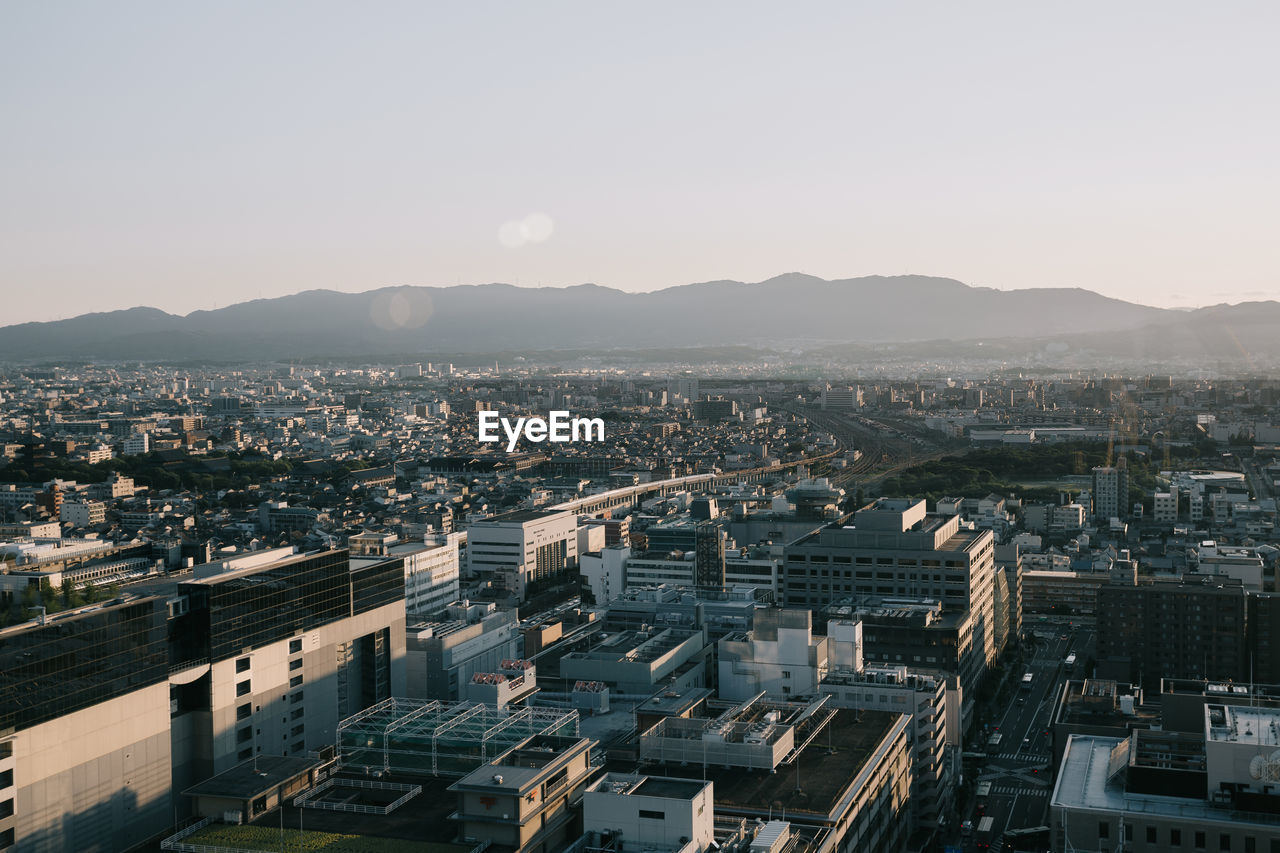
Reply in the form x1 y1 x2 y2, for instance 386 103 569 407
957 621 1095 852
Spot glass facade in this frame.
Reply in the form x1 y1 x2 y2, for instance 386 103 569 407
178 550 352 662
0 597 168 732
352 557 405 615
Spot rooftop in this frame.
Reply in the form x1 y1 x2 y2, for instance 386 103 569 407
1207 704 1280 746
1052 735 1280 827
645 709 904 821
183 755 319 800
475 508 569 525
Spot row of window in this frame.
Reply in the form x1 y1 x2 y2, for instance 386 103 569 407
1100 822 1279 852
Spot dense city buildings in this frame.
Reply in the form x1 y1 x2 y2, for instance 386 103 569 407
5 362 1280 851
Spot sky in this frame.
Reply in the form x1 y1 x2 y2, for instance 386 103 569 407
2 2 1279 324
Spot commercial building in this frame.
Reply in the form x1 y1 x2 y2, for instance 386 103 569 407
821 664 956 836
600 583 766 641
450 734 597 853
583 774 714 853
350 532 461 618
783 499 999 690
643 699 914 852
1049 678 1154 769
0 596 172 852
717 608 862 701
466 509 579 599
1051 704 1280 853
405 602 519 700
171 548 407 786
0 545 406 852
559 627 710 696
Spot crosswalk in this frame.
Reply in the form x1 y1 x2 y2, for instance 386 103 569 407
986 783 1047 796
993 751 1049 761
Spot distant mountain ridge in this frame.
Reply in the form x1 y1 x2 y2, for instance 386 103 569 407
0 274 1270 361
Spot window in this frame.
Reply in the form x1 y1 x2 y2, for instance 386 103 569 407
1147 827 1157 844
236 657 251 673
1099 822 1110 840
289 658 303 671
781 671 791 679
291 740 305 754
289 638 303 654
238 747 253 761
541 767 568 798
291 690 304 703
237 703 252 721
237 727 252 743
290 675 303 687
1196 831 1206 850
0 827 13 849
1245 837 1256 853
236 680 251 697
0 770 10 790
639 810 664 820
1172 829 1182 846
1220 835 1231 852
291 707 305 720
0 800 10 820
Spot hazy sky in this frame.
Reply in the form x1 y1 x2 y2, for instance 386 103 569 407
3 2 1279 324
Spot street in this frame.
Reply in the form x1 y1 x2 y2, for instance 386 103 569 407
958 620 1095 852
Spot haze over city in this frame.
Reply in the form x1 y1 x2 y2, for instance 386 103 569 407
4 1 1280 324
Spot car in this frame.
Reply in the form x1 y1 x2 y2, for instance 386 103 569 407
976 803 986 816
1022 737 1031 749
1016 697 1026 706
961 819 974 836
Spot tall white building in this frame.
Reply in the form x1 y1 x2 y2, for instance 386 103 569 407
466 509 578 599
1092 464 1129 522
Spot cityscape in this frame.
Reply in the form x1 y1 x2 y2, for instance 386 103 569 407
4 356 1280 853
5 4 1280 853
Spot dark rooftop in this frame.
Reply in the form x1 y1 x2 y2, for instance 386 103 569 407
644 709 903 821
183 755 319 800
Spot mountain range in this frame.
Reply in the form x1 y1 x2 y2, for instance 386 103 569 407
0 274 1275 363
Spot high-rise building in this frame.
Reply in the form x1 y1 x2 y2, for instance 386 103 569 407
1092 462 1130 521
0 597 172 852
0 547 406 852
784 498 999 688
1096 572 1247 690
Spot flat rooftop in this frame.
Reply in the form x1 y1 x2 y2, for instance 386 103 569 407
636 687 713 718
645 709 903 820
1207 704 1280 746
477 508 569 524
183 755 319 800
1050 735 1280 826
